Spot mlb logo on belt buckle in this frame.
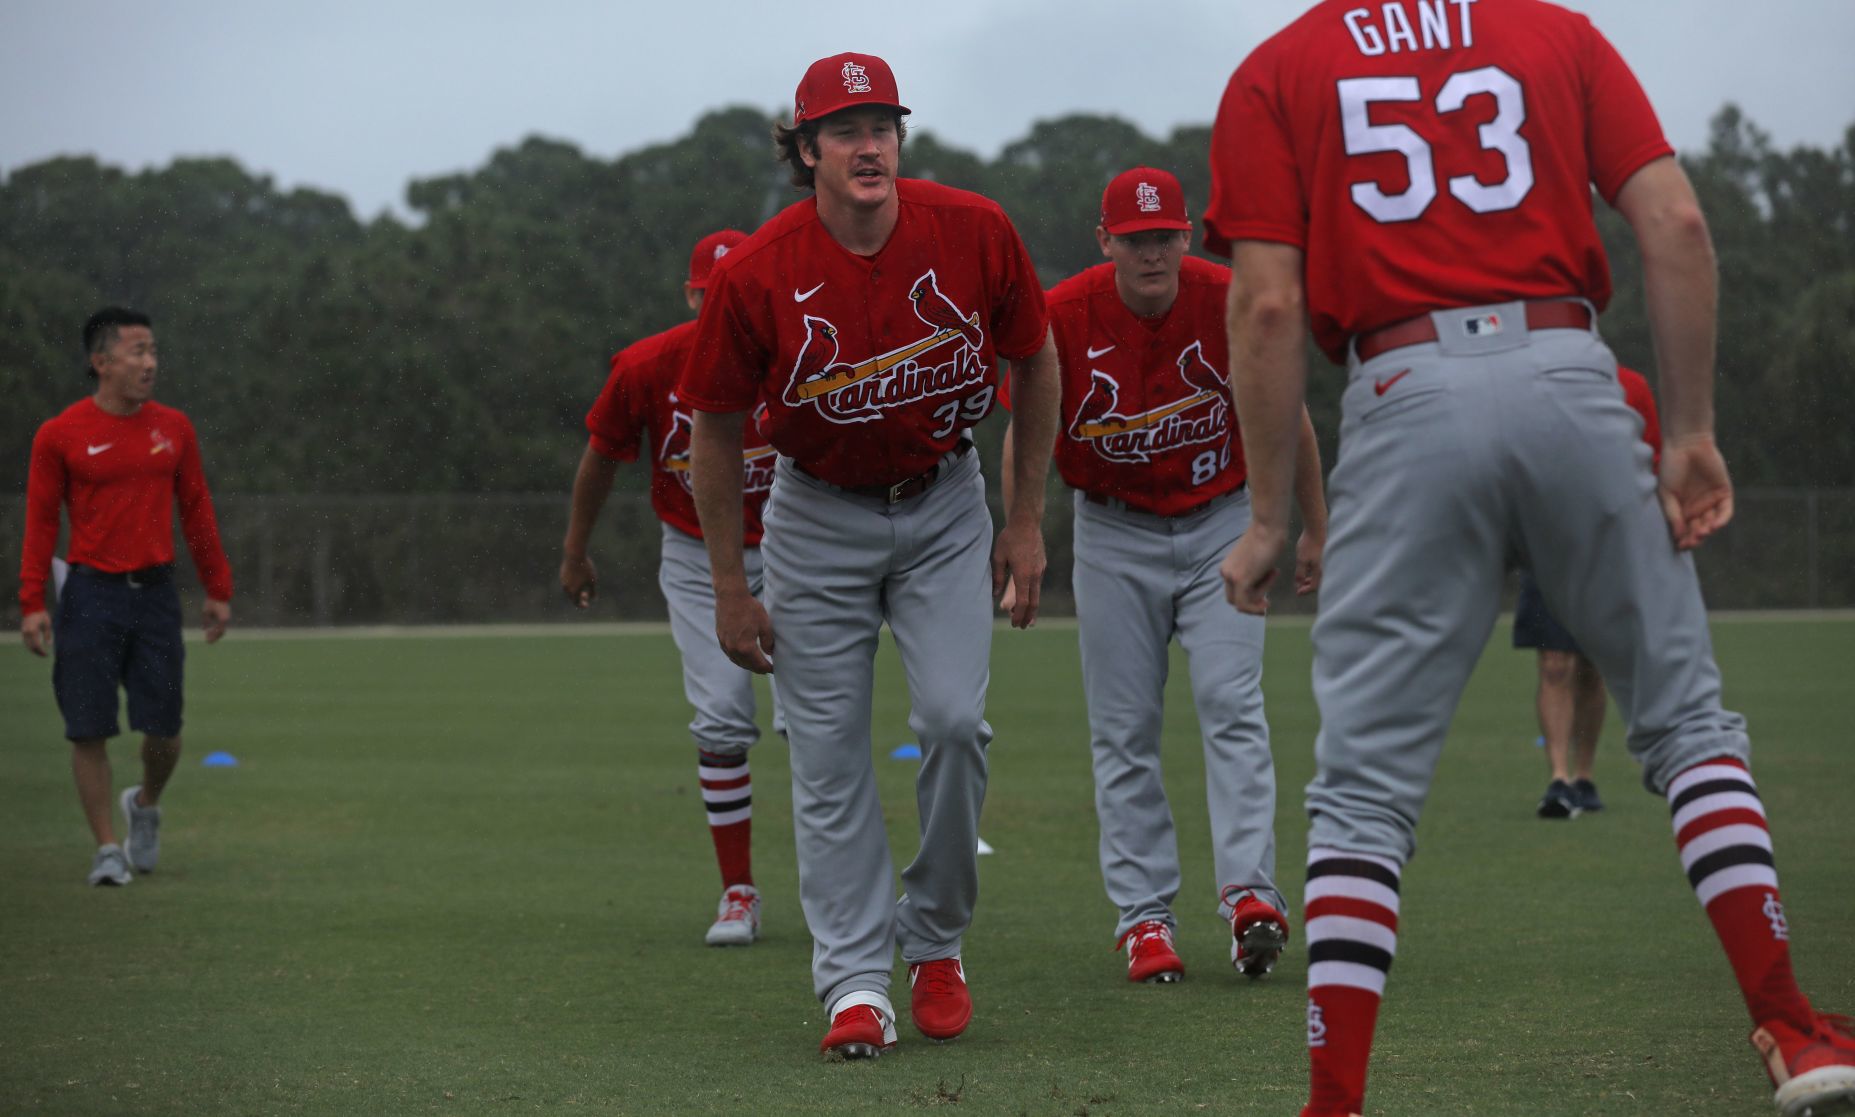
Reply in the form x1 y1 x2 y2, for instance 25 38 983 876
1463 313 1503 337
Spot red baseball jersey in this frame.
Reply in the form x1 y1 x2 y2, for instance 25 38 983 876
20 398 233 614
1047 257 1247 514
1617 365 1663 470
585 319 775 545
1204 0 1674 363
677 178 1049 488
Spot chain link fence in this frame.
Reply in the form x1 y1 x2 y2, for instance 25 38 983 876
4 488 1851 626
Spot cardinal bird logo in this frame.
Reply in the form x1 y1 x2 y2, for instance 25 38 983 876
909 270 983 351
781 272 988 426
660 406 777 494
1066 339 1229 464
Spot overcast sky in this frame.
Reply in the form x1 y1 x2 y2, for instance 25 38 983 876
4 0 1850 220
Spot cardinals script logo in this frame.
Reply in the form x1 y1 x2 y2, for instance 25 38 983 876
660 403 776 495
1067 339 1229 463
783 269 988 425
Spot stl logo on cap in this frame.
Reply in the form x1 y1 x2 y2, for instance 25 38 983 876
841 61 871 93
1136 182 1162 213
713 244 730 262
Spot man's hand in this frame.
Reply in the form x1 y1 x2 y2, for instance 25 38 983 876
1293 527 1325 596
715 588 775 674
991 519 1046 629
560 552 598 608
1658 433 1734 551
21 610 51 656
203 598 231 644
1223 523 1288 615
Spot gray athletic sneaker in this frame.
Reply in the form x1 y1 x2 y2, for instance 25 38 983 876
88 843 133 887
120 785 161 873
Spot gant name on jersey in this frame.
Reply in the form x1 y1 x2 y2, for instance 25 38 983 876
1343 0 1479 55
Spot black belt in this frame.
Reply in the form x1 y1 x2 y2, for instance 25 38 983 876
70 563 173 587
1084 482 1244 519
1353 300 1593 362
806 441 973 505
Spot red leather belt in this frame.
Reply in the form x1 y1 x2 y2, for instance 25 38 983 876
815 441 973 505
1354 301 1592 363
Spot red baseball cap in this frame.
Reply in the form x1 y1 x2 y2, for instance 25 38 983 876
688 229 748 289
1100 167 1192 235
793 53 909 126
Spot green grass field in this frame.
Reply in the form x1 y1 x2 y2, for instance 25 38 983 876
1 618 1851 1116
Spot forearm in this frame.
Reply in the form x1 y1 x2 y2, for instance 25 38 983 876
1290 407 1327 535
690 411 751 593
562 444 621 558
999 420 1018 513
1617 158 1718 442
1227 243 1310 536
20 448 66 613
1005 338 1059 527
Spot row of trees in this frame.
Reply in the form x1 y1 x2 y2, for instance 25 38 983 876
2 105 1851 499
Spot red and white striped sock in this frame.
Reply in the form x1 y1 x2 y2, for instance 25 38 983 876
1667 757 1812 1030
1302 847 1402 1117
699 750 753 888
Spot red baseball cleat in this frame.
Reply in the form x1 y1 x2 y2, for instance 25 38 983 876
819 995 897 1061
1750 1012 1855 1116
1117 920 1185 984
1225 887 1291 979
908 957 972 1041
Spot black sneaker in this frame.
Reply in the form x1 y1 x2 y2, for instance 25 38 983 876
1537 779 1580 819
1571 779 1604 813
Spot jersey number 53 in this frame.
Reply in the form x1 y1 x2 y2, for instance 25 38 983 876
1339 65 1534 223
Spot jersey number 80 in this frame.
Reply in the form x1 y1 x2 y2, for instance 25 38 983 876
1339 64 1534 223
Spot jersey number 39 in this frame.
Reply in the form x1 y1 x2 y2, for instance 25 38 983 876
1339 65 1534 222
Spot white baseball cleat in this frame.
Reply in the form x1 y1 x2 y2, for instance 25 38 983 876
705 884 761 946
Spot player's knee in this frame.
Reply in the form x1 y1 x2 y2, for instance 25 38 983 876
1538 650 1578 686
908 705 986 747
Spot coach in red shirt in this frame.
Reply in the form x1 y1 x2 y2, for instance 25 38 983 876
19 307 233 888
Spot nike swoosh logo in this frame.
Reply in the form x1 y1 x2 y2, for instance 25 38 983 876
1373 369 1412 396
794 282 824 303
1086 344 1115 359
87 443 114 455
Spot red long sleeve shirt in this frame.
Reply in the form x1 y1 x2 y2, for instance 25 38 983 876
19 397 234 614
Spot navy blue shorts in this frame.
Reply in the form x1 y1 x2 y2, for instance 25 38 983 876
1512 572 1583 655
52 567 186 740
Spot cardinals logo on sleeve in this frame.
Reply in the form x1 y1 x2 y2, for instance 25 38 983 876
782 269 988 425
1067 340 1230 464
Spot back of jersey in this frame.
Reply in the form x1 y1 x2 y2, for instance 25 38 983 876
1205 0 1673 362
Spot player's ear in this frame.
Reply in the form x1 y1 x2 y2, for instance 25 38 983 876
1096 226 1113 258
686 284 703 313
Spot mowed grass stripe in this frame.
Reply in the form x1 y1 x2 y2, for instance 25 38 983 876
0 620 1849 1115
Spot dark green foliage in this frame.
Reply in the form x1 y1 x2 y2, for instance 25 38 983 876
1 104 1850 502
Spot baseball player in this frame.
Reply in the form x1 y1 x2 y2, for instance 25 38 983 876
677 53 1059 1060
1206 3 1854 1115
1521 365 1662 819
1011 166 1327 985
19 306 233 886
558 229 782 947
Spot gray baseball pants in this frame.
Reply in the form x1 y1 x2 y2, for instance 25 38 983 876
1073 489 1283 939
760 448 994 1009
1309 302 1751 863
659 524 779 754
